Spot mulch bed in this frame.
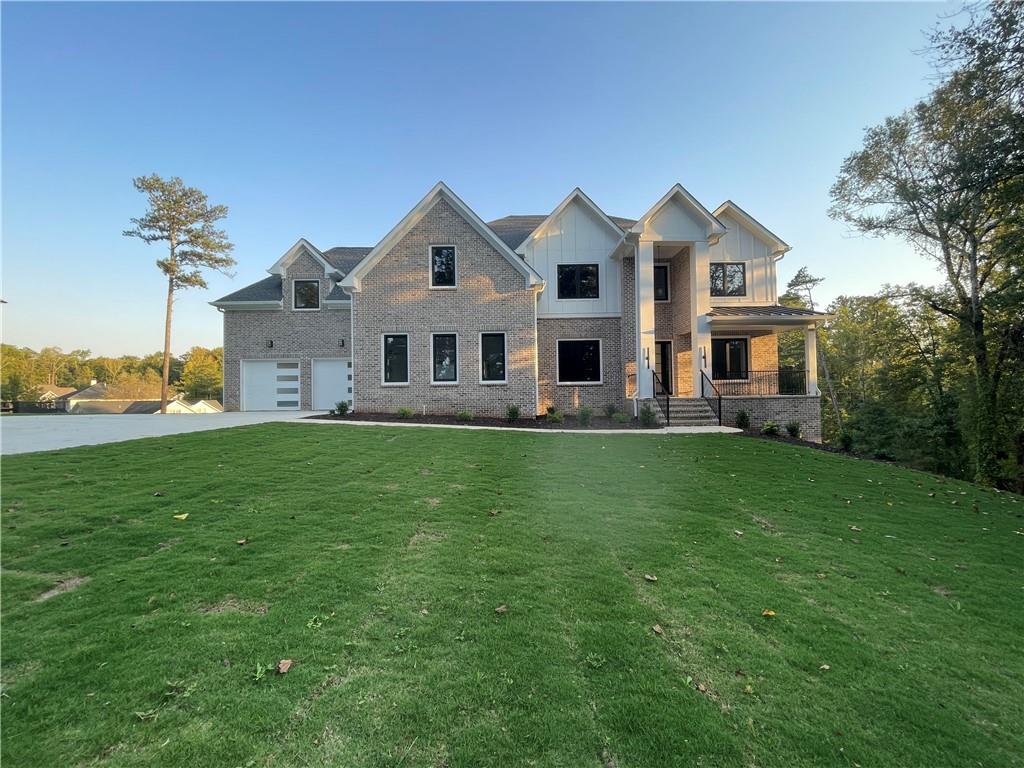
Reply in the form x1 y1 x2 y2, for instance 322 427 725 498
305 411 656 430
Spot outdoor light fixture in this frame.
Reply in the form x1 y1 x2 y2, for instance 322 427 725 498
266 339 274 348
339 339 345 348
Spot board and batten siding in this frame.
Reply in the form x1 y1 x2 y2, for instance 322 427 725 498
707 212 778 305
521 199 623 318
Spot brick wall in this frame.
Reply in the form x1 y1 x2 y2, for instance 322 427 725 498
537 317 625 414
222 250 351 411
351 198 538 418
720 395 822 442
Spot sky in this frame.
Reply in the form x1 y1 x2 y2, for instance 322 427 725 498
2 1 960 357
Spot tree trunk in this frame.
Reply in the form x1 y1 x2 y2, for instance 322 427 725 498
161 275 174 414
970 312 999 484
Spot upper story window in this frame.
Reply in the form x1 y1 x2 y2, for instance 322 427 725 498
654 264 670 302
557 264 599 300
710 263 746 297
430 245 457 288
293 279 320 310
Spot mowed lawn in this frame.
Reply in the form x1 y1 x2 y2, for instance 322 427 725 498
2 425 1022 768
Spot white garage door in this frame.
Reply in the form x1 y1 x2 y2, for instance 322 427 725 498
312 358 352 411
241 360 301 411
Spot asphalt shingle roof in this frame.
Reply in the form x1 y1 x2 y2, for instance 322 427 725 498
213 275 283 304
323 247 372 274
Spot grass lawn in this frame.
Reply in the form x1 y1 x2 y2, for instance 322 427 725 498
2 424 1022 767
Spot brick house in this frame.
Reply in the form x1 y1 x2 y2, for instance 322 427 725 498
212 182 830 439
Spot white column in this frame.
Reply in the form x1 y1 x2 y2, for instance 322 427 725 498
690 240 711 395
635 240 656 399
804 325 819 395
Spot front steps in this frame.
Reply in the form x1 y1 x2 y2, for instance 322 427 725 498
664 397 720 426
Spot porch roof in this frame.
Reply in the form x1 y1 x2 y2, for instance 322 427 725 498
706 305 832 326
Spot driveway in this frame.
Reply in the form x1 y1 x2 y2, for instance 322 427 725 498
1 411 312 455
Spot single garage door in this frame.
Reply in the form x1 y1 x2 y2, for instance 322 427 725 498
241 360 301 411
312 358 352 411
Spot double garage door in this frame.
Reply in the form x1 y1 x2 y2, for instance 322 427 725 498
241 359 352 411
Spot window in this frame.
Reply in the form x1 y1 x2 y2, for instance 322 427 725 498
480 333 507 383
431 333 458 383
293 280 320 310
557 339 602 384
711 338 749 380
654 264 670 302
710 263 746 297
430 245 457 288
557 264 599 299
383 334 409 384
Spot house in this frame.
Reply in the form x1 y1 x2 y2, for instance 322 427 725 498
212 182 830 439
61 383 134 414
36 384 77 402
118 399 224 415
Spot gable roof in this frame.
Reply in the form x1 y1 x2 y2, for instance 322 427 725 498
268 239 336 276
511 188 626 255
123 400 163 414
713 200 790 255
487 214 636 251
211 275 283 306
340 182 544 292
630 183 727 240
323 246 372 275
38 384 76 398
67 382 110 400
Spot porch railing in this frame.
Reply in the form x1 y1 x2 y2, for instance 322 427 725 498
700 371 722 426
712 369 808 397
651 369 670 426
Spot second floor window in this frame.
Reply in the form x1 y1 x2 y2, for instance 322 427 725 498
654 264 670 301
557 264 599 299
293 280 320 310
710 263 746 297
430 245 457 288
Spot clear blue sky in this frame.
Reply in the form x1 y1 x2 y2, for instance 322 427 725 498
2 1 957 356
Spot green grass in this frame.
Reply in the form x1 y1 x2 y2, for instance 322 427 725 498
2 424 1022 768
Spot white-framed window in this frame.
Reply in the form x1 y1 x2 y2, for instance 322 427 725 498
654 264 671 302
430 333 458 384
429 245 457 289
556 264 599 299
382 334 409 385
710 263 746 297
556 339 602 385
479 332 507 384
293 279 320 310
711 337 750 380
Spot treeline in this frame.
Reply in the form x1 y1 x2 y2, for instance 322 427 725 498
0 345 224 402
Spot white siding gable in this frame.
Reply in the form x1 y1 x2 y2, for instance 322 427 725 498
638 196 712 242
522 198 623 318
708 212 778 305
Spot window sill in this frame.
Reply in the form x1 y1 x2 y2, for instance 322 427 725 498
292 307 321 312
428 285 458 291
430 381 459 386
381 382 410 387
479 380 508 386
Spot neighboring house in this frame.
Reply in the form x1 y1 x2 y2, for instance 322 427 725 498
123 399 224 414
61 383 133 414
36 384 77 402
213 182 831 439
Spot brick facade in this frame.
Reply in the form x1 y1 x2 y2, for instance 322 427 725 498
537 317 625 414
653 249 694 396
720 395 822 442
351 198 538 418
621 256 637 398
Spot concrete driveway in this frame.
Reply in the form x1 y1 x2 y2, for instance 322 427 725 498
1 411 313 455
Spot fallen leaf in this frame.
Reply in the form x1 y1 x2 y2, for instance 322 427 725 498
697 682 708 693
173 513 188 521
277 659 292 674
761 609 776 617
643 574 658 582
236 538 248 545
849 525 862 532
816 572 827 579
819 663 831 671
419 608 429 615
152 492 164 497
734 530 744 536
652 624 664 636
495 604 507 615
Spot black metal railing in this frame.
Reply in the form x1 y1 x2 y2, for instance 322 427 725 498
700 371 722 426
712 369 808 397
651 369 670 426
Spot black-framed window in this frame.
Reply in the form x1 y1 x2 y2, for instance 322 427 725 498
430 246 456 288
293 280 320 310
557 339 602 383
711 338 749 380
432 333 458 383
710 263 746 297
383 334 409 384
556 264 599 299
480 333 506 383
654 264 670 302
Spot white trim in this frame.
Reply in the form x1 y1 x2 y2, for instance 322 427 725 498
478 331 508 385
268 238 336 277
515 187 625 255
429 332 460 385
428 244 458 290
381 333 410 386
712 200 790 256
537 311 621 319
654 262 671 303
239 359 303 411
711 335 751 382
340 182 544 292
555 262 600 301
292 278 321 311
630 183 728 241
351 299 358 412
211 301 282 310
555 338 604 386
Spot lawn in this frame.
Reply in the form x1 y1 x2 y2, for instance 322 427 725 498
1 424 1021 767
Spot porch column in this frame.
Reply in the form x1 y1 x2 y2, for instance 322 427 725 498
635 240 656 399
690 240 711 395
804 325 819 395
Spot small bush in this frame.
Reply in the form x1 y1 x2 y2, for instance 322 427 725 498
396 406 414 419
546 410 564 424
735 410 750 430
506 404 520 422
639 404 658 428
604 403 617 419
335 401 350 416
577 405 593 428
761 420 780 436
612 412 630 424
546 404 558 416
456 410 474 422
839 431 854 452
785 420 801 438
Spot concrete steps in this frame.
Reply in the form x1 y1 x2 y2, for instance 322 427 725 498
664 397 720 427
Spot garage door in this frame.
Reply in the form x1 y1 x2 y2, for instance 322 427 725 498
312 358 352 411
241 360 301 411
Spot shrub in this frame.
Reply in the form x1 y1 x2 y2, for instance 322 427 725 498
546 404 558 416
735 410 750 430
546 409 564 424
335 401 350 416
506 404 520 422
839 431 854 452
396 406 414 419
761 420 780 436
639 404 658 428
577 405 593 428
785 420 802 438
604 403 618 419
456 410 474 422
612 412 630 424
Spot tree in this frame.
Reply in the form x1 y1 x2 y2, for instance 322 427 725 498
124 175 235 413
180 346 222 400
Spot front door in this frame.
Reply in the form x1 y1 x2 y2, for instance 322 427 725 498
655 341 673 395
